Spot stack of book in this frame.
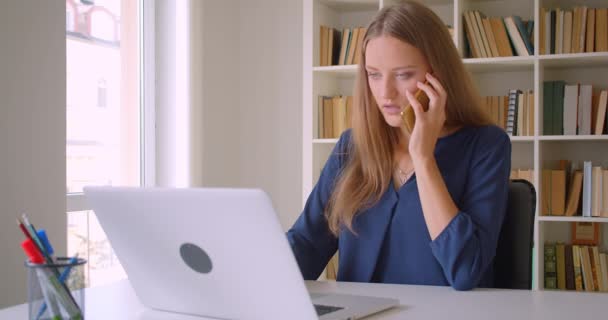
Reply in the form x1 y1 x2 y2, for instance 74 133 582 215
317 95 353 139
543 81 608 136
463 11 533 58
540 7 608 55
545 242 608 292
542 160 608 217
319 26 366 66
482 89 534 136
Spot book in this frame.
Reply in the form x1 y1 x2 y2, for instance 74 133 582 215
578 85 592 135
592 167 603 217
564 244 575 290
582 161 592 217
556 243 566 289
551 170 566 215
572 245 584 291
543 81 553 135
542 169 552 215
506 89 521 136
556 8 563 54
540 7 547 54
592 246 603 291
585 8 595 53
563 84 579 136
580 245 594 291
352 27 365 65
596 8 608 52
504 16 531 56
565 171 583 216
544 243 557 289
463 12 482 58
346 28 359 65
338 28 351 66
474 11 493 58
563 10 573 54
595 90 607 135
600 253 608 292
482 18 499 57
319 26 328 66
552 81 565 135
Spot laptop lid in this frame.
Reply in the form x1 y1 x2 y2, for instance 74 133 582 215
84 186 318 320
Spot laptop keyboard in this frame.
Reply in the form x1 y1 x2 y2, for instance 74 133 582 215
314 304 344 316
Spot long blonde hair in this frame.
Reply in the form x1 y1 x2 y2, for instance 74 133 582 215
325 1 491 236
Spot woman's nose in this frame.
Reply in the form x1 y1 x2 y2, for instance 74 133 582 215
380 78 397 99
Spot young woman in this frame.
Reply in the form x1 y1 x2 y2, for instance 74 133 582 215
288 1 511 290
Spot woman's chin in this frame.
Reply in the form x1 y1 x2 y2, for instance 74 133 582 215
382 114 403 128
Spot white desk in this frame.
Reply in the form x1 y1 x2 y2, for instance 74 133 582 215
1 279 606 319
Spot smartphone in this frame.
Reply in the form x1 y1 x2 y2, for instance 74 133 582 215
400 81 430 134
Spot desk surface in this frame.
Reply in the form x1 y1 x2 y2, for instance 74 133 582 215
1 279 606 319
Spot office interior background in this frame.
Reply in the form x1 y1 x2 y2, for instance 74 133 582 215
3 0 608 310
1 0 303 308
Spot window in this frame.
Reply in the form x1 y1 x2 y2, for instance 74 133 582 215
66 0 149 288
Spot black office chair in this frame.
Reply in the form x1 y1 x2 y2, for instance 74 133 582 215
493 179 537 289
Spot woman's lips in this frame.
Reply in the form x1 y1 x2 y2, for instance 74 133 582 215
383 104 402 115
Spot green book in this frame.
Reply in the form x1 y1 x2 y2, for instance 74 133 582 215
552 81 566 135
543 81 554 135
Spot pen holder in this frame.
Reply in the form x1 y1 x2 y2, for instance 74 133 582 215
26 257 87 320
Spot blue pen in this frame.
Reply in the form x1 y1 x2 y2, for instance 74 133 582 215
36 255 79 320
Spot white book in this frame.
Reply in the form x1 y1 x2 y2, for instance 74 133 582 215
563 84 579 135
582 161 592 217
578 85 592 135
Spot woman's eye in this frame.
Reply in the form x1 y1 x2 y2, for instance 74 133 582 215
367 72 381 79
396 73 411 80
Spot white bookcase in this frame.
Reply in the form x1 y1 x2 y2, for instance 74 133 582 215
303 0 608 290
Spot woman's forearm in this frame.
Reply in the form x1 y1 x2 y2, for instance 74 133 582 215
414 156 459 240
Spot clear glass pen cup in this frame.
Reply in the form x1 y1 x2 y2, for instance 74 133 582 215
26 257 87 320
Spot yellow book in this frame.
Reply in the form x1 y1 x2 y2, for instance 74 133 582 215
572 245 583 291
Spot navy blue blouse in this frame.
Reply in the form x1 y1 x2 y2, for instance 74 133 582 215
287 125 511 290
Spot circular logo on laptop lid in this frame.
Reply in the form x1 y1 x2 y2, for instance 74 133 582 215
180 243 213 274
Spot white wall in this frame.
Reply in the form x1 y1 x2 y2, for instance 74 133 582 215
200 0 304 230
0 0 66 308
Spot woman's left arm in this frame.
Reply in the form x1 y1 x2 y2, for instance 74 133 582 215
416 133 511 291
408 74 511 290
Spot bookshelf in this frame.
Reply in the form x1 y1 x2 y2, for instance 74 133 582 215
303 0 608 291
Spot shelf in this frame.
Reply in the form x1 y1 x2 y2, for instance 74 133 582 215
539 52 608 68
313 65 358 76
538 216 608 223
313 138 339 144
510 136 534 142
463 56 534 72
317 0 378 11
539 135 608 141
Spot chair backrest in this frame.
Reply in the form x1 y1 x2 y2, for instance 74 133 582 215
493 179 537 289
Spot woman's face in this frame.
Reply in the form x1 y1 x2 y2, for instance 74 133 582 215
365 35 431 128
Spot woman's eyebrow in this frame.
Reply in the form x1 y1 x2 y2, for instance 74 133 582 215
365 65 416 71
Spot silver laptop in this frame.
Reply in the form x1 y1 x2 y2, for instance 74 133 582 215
84 187 398 320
